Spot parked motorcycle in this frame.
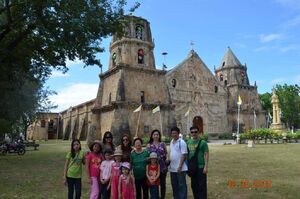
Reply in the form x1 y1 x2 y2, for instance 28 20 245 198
2 141 26 155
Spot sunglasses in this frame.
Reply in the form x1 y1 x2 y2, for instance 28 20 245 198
190 131 198 134
105 137 112 139
123 138 129 141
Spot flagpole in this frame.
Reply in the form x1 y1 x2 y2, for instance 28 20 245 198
135 106 142 138
159 110 163 136
253 110 257 129
237 104 240 144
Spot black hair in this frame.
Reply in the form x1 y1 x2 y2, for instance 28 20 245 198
190 126 199 131
89 142 102 154
170 126 180 134
121 134 132 152
102 131 113 144
133 137 143 145
148 129 161 144
103 148 113 155
71 139 81 158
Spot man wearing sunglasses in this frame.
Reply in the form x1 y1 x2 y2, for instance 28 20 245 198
187 126 209 199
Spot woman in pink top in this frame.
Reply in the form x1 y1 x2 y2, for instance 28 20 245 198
100 148 114 199
109 149 123 199
86 140 103 199
118 162 135 199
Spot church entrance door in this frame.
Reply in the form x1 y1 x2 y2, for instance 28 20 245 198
193 116 203 134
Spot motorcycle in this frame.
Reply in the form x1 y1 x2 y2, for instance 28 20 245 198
2 141 26 155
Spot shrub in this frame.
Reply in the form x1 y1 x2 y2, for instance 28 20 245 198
218 133 232 140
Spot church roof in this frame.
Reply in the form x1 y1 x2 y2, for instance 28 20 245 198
167 50 207 74
217 47 242 70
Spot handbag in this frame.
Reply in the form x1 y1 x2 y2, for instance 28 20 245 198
187 139 202 177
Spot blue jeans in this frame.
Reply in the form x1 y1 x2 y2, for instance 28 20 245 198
170 172 187 199
67 177 81 199
149 185 159 199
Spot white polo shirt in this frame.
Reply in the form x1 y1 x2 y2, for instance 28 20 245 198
169 138 188 172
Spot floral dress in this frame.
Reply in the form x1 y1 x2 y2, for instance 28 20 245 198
111 161 121 199
119 174 135 199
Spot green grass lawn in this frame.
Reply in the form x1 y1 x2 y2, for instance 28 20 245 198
0 141 300 199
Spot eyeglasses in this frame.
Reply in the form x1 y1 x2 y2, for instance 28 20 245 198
190 131 198 134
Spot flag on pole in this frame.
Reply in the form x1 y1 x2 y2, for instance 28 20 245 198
237 95 242 105
184 107 190 117
268 111 272 119
133 105 142 113
253 110 257 118
152 106 160 114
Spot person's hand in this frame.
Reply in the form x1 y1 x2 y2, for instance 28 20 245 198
63 177 67 186
177 165 182 173
203 166 208 174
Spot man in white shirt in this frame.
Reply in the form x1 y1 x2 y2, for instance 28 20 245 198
169 127 188 199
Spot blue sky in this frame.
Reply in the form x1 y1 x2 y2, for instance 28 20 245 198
47 0 300 112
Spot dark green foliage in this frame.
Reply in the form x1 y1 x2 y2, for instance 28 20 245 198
218 132 232 140
259 92 272 113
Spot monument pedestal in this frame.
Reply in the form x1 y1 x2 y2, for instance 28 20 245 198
270 123 286 132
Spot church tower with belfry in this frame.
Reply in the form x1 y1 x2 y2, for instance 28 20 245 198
215 47 266 133
91 16 175 143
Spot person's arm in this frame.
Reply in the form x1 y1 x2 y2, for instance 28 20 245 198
155 165 160 180
177 140 187 173
85 155 92 184
63 158 69 186
203 152 209 174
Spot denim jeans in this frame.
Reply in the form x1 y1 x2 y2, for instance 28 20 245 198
67 177 81 199
135 177 149 199
170 172 187 199
101 182 110 199
191 168 207 199
149 185 159 199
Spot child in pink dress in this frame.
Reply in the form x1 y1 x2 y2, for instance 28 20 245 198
109 149 123 199
100 149 114 199
86 140 103 199
118 162 135 199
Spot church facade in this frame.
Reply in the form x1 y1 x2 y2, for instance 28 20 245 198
27 16 266 142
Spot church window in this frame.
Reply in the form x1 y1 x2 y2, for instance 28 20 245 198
141 91 145 103
214 86 218 93
41 120 46 128
171 79 177 88
138 49 144 64
135 24 144 40
222 61 225 67
220 74 223 81
112 52 117 66
224 80 228 86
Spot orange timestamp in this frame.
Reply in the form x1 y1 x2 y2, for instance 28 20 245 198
228 179 272 189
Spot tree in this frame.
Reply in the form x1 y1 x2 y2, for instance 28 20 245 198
259 92 272 113
275 84 300 129
0 0 139 137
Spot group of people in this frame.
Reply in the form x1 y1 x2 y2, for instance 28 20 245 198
63 126 209 199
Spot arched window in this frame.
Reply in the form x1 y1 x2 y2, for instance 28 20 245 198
138 49 144 64
41 120 46 128
171 79 177 88
214 86 218 93
220 74 223 81
112 52 117 66
135 24 144 40
222 61 225 67
140 91 145 103
224 80 228 86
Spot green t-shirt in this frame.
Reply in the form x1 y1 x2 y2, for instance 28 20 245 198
130 150 149 179
187 139 209 168
66 150 85 178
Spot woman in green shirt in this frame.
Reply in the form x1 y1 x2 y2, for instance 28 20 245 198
131 137 149 199
63 139 85 199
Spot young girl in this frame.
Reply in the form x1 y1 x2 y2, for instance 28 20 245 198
86 140 103 199
63 139 85 199
109 149 123 199
118 162 135 199
100 149 114 199
146 152 160 199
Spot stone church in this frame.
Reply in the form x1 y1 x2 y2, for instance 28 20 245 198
27 16 266 142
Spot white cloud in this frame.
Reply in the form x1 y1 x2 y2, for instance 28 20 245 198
295 75 300 84
275 0 300 9
254 46 268 52
50 71 70 78
271 78 286 84
50 83 98 112
286 15 300 27
66 58 83 67
260 34 281 43
280 44 298 52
